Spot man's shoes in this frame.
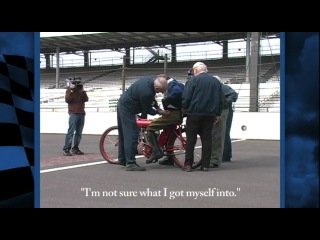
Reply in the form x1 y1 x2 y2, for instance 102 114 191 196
116 160 126 166
125 163 146 171
146 151 163 164
158 157 174 165
222 158 231 162
209 163 219 168
63 150 72 156
201 167 209 172
72 148 84 155
182 165 192 172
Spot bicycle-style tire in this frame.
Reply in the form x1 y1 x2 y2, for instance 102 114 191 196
99 126 120 164
166 127 202 169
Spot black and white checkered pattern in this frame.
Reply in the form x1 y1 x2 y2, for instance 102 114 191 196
0 55 34 207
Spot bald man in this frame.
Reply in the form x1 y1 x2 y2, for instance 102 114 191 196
116 75 169 171
146 75 185 165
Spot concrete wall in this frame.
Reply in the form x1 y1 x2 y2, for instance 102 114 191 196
40 111 280 140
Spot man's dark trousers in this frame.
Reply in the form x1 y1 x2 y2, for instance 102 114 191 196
185 115 214 168
117 102 139 164
223 105 233 161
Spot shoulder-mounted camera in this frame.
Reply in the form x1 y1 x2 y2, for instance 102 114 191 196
68 76 83 85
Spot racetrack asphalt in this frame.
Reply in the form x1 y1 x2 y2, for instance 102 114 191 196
40 134 280 208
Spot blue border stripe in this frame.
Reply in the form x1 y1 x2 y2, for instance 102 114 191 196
280 32 285 208
34 32 40 208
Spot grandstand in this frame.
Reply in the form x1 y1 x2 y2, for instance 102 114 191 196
40 82 280 113
40 56 279 86
40 32 280 113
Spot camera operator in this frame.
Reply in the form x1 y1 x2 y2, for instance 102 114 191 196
62 78 89 156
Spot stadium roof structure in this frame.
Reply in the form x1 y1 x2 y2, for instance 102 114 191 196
40 32 280 54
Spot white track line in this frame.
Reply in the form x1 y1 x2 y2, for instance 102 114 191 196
41 139 246 174
230 139 247 143
40 155 145 174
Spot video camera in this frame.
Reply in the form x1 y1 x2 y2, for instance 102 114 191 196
66 77 84 90
66 77 83 86
66 76 82 87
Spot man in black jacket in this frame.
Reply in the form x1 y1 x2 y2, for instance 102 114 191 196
181 62 224 172
117 75 169 171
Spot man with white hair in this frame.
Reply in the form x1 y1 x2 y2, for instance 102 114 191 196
181 62 225 172
116 74 169 171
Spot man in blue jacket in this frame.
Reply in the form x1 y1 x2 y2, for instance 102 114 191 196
146 75 185 165
117 75 169 171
